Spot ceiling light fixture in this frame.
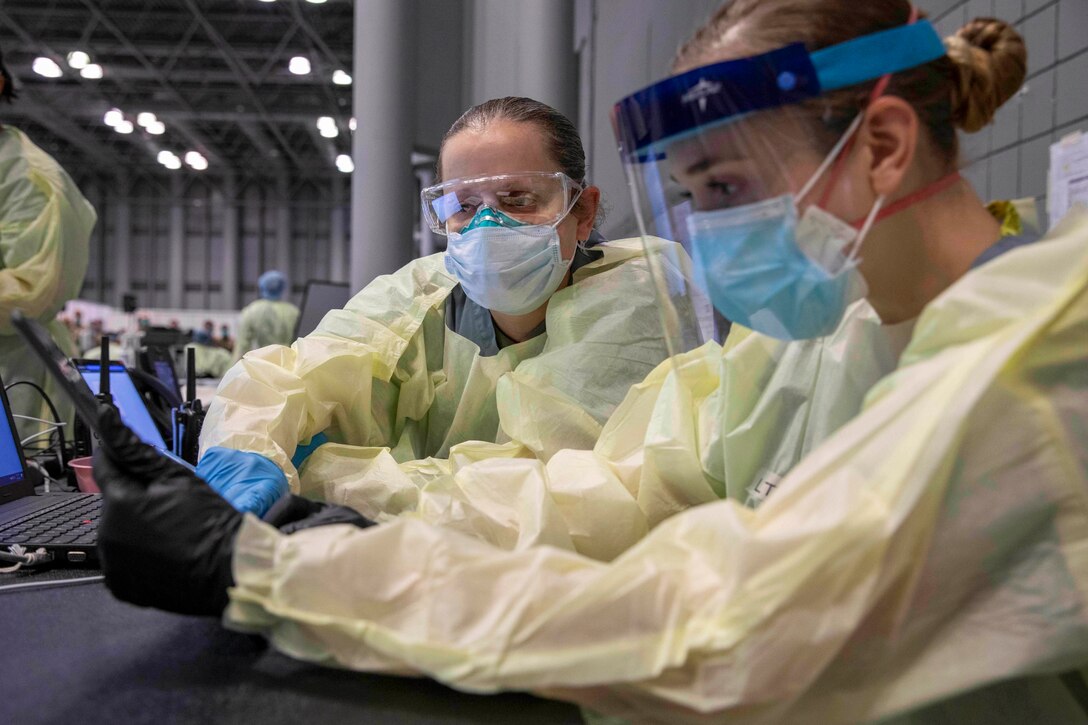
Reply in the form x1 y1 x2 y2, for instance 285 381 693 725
103 108 125 127
317 116 339 138
66 51 90 69
288 56 311 75
114 120 135 135
137 112 158 128
332 70 352 86
146 121 166 135
184 151 209 171
348 117 356 132
335 154 354 173
32 57 63 78
157 150 182 170
79 64 104 79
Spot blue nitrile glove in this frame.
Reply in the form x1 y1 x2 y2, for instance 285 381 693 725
290 431 329 471
195 447 289 517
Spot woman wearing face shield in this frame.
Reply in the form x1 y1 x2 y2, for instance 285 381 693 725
89 2 1088 723
195 96 680 520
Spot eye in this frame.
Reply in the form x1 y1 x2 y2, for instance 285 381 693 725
456 195 482 216
498 191 538 209
689 178 745 211
707 179 740 199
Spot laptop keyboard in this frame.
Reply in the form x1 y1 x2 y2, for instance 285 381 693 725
0 494 101 546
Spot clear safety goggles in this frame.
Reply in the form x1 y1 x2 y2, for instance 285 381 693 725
421 171 583 236
610 18 947 357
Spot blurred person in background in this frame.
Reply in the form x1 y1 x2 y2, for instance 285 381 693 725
0 45 96 439
232 270 299 361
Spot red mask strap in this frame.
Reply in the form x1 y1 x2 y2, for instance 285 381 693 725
850 171 962 229
814 5 920 211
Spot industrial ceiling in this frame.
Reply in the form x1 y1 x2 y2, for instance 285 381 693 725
0 0 354 182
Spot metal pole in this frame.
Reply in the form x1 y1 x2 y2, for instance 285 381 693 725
221 174 240 310
329 173 347 283
275 174 291 276
518 0 577 120
112 175 132 307
168 175 185 309
350 0 416 290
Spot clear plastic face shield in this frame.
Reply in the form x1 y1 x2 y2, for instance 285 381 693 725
611 19 948 357
421 171 583 236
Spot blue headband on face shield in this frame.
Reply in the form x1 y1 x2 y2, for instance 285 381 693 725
612 20 947 160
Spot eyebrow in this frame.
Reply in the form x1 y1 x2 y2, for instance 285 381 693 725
683 157 714 176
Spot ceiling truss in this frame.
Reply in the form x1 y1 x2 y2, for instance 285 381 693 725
0 0 354 184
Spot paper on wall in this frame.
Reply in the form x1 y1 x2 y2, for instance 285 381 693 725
1049 130 1088 227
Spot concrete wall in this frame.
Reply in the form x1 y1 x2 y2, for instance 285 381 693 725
465 0 578 122
926 0 1088 225
575 0 721 240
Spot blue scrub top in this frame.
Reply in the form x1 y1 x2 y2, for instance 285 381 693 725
971 232 1038 269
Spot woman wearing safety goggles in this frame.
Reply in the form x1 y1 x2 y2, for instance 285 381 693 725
193 96 685 526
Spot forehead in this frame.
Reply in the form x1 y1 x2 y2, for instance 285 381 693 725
665 110 819 175
664 122 751 176
440 120 562 180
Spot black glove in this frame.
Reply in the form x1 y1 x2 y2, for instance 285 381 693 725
94 405 242 616
94 405 377 616
262 492 377 535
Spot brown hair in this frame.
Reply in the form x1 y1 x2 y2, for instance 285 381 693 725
674 0 1026 163
436 96 587 183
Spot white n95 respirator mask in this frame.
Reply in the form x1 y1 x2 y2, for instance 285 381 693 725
444 207 574 315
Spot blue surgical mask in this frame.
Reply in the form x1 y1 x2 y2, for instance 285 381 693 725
683 116 882 340
444 207 573 316
686 196 871 340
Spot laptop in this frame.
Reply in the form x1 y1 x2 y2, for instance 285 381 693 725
138 345 182 405
294 280 351 339
12 312 194 471
3 311 197 566
75 360 169 451
0 368 100 565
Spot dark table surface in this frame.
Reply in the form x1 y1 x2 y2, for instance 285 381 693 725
0 573 582 724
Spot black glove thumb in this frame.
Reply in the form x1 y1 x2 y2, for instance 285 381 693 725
93 403 182 483
263 494 376 535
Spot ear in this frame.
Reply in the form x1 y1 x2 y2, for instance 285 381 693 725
573 186 601 241
856 96 919 198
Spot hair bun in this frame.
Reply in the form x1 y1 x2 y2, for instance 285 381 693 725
944 18 1027 132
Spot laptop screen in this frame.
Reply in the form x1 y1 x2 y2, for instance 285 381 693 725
79 363 168 450
152 358 180 397
0 385 25 488
295 281 351 339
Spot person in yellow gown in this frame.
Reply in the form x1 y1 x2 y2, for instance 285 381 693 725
0 48 95 440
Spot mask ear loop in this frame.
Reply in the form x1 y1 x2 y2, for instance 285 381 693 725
843 2 916 260
795 112 865 206
562 182 590 256
847 194 886 264
809 3 921 212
